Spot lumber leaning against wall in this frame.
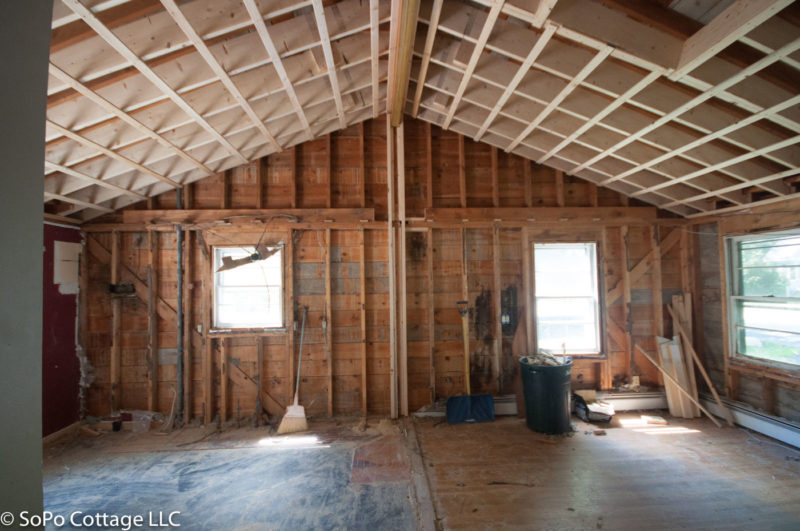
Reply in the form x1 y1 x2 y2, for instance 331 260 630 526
80 116 688 421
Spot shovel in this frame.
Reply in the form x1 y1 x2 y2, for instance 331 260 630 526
446 301 495 424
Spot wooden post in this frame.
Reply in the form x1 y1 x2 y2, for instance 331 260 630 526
426 227 436 403
360 228 368 415
182 230 193 420
717 222 733 399
286 229 295 407
588 182 598 207
555 169 565 207
147 231 159 413
325 228 333 416
222 169 231 209
202 232 214 424
492 222 501 393
110 231 121 412
326 133 332 208
460 226 470 394
257 157 266 209
184 183 193 210
359 122 366 208
651 225 664 338
619 226 633 376
397 123 408 417
523 160 532 208
522 227 535 355
387 115 398 419
290 146 297 209
220 337 228 422
491 146 499 207
600 228 613 390
458 134 466 208
426 121 433 209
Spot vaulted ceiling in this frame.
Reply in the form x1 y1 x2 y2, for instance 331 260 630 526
44 0 800 222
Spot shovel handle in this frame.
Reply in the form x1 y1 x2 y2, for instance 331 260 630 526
459 303 470 396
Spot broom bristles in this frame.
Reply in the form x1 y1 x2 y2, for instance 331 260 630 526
276 403 307 434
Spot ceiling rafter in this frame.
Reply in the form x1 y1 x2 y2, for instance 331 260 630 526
159 0 282 152
243 0 314 141
47 119 180 189
60 0 249 165
663 168 799 210
410 0 443 118
442 0 505 130
505 44 613 152
47 62 213 176
44 191 115 213
312 0 347 129
45 161 148 201
474 21 557 141
371 0 381 118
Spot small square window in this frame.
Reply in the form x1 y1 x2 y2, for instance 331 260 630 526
213 246 283 329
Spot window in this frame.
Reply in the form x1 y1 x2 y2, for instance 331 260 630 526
726 230 800 369
213 246 283 329
533 242 601 354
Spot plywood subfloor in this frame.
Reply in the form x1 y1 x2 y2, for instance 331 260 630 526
415 413 800 530
43 419 418 530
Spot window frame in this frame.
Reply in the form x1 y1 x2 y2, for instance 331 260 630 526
211 245 286 333
530 240 605 357
724 229 800 373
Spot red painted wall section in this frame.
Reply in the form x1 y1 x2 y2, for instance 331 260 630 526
42 223 82 436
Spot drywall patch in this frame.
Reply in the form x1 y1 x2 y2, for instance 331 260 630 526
54 241 81 295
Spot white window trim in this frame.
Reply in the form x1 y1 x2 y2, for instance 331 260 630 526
531 241 603 356
212 245 285 332
724 229 800 372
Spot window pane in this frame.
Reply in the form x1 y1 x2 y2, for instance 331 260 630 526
734 300 800 367
214 246 283 328
740 266 800 297
739 236 800 268
534 243 595 297
536 297 599 352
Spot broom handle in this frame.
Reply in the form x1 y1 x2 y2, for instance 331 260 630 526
295 307 307 401
462 313 470 396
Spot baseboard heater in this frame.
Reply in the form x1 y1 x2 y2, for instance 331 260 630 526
700 393 800 449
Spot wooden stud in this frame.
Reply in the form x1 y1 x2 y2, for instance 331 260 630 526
522 227 535 355
359 122 366 208
285 229 295 409
524 160 532 208
44 160 148 200
202 231 214 425
222 170 231 210
411 0 444 118
387 115 398 419
147 231 159 413
555 170 565 208
110 231 121 412
220 338 228 422
257 158 266 209
311 0 346 129
290 146 297 209
360 228 368 415
182 230 193 420
426 121 433 209
620 226 633 377
325 228 333 416
370 0 380 117
426 227 436 403
458 135 466 208
461 226 470 394
588 182 599 207
717 222 733 399
388 0 421 126
397 123 409 417
326 133 333 209
492 223 502 393
651 225 664 339
491 147 499 208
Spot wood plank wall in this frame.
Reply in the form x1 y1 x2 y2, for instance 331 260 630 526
81 116 688 421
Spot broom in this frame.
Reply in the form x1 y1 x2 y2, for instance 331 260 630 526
277 306 308 434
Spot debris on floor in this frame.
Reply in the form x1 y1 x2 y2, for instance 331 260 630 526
572 393 615 423
642 415 668 425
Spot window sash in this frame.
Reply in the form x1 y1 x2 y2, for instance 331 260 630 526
213 246 283 329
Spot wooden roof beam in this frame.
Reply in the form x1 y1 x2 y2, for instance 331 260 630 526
371 0 381 118
574 36 800 175
505 44 613 152
388 0 421 127
243 0 313 141
47 119 181 189
311 0 346 129
45 192 115 214
160 0 281 152
474 21 557 141
61 0 248 165
663 168 799 209
45 161 148 201
442 0 505 130
669 0 795 81
410 0 443 118
48 63 212 176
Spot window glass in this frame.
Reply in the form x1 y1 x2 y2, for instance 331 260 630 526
214 247 282 329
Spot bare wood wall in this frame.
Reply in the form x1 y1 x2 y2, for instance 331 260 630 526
81 116 689 421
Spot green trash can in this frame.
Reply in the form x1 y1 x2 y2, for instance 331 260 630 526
519 358 572 435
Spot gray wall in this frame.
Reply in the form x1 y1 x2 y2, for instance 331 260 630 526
0 0 53 517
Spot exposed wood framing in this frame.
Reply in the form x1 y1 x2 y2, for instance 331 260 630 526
397 123 409 416
492 223 501 393
325 228 333 416
183 230 193 421
388 0 421 126
311 0 346 129
458 135 466 208
491 147 499 207
220 338 228 422
426 227 436 402
147 231 159 413
370 0 381 118
411 0 444 118
387 116 398 418
110 231 122 412
360 228 368 415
